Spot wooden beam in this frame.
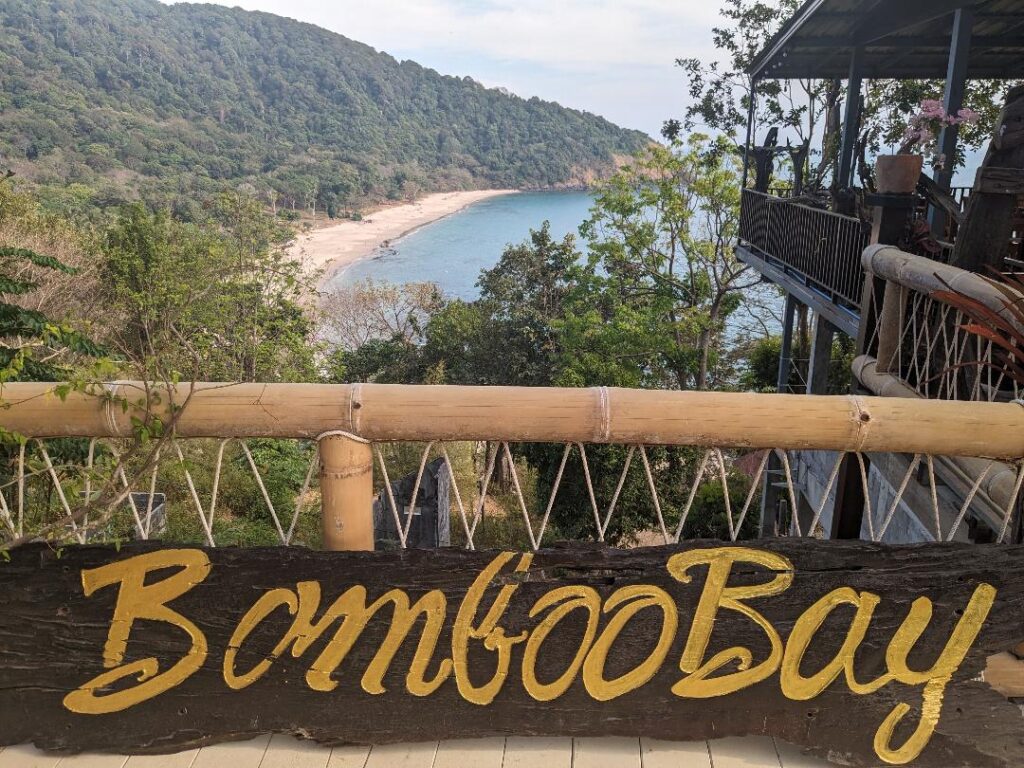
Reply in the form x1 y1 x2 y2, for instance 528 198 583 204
4 539 1024 767
975 166 1024 195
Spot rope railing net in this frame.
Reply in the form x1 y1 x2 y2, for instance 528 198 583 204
2 436 1020 550
887 291 1021 403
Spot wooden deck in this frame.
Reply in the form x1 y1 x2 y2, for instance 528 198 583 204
0 737 830 768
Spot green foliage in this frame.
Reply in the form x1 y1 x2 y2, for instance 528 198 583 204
0 0 649 213
738 335 783 392
325 137 767 542
569 134 754 391
222 439 314 529
99 194 317 382
680 473 757 541
738 333 854 394
0 182 105 383
675 0 805 136
861 79 1018 170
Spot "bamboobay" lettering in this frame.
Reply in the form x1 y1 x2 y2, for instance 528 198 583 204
63 547 995 765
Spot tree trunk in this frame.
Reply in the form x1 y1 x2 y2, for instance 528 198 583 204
950 85 1024 273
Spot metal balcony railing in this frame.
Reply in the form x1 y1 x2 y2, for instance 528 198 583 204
738 189 870 309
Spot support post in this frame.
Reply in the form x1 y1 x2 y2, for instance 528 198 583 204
777 293 798 394
875 281 907 374
831 455 867 540
930 6 975 234
807 314 836 395
741 78 758 189
320 434 375 551
761 294 800 537
837 46 864 189
856 194 918 360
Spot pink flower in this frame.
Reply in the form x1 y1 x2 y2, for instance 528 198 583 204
920 99 946 118
956 107 980 124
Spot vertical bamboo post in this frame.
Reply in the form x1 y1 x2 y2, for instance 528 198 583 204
874 280 906 374
319 434 374 551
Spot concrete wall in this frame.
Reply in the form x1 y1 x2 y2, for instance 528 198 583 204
791 450 974 544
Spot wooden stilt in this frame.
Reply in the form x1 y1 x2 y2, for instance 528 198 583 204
807 314 836 395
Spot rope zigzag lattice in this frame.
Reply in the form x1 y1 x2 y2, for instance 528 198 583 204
1 435 1021 550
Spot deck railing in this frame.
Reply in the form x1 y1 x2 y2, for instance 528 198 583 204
738 189 870 308
0 382 1021 550
856 245 1023 404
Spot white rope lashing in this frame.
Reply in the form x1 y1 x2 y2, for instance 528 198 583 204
777 449 800 537
946 460 995 542
173 441 216 546
600 445 636 540
997 462 1024 545
875 454 922 542
638 446 670 544
856 452 874 542
732 449 770 541
805 452 844 539
240 441 288 544
37 440 84 544
674 449 711 542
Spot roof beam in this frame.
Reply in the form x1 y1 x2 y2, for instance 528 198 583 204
854 0 986 46
796 35 1024 49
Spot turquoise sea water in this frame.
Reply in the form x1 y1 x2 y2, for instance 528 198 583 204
327 191 594 299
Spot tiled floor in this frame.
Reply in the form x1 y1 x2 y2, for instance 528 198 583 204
0 736 830 768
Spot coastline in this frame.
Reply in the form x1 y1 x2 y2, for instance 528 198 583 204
290 189 519 290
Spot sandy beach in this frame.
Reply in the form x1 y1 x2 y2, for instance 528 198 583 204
291 189 518 288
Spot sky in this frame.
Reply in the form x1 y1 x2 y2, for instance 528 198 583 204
164 0 724 139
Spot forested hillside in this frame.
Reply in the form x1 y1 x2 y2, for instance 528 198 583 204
0 0 649 215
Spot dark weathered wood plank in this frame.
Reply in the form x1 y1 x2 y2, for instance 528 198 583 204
952 85 1024 272
1 541 1023 767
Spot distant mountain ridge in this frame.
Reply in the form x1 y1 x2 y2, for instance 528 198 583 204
0 0 649 214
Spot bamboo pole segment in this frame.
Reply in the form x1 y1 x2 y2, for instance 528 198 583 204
0 381 1023 459
319 434 374 552
853 354 1021 519
863 244 1023 331
0 382 356 439
873 279 906 374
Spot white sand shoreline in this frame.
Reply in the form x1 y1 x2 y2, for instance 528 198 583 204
290 189 519 290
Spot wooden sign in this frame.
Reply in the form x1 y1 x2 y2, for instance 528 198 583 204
1 541 1023 767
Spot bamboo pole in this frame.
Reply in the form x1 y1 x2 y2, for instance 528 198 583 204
863 244 1023 331
0 381 1023 459
873 280 906 374
319 434 374 551
853 354 1022 521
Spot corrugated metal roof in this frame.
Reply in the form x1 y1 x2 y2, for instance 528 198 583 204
748 0 1024 79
